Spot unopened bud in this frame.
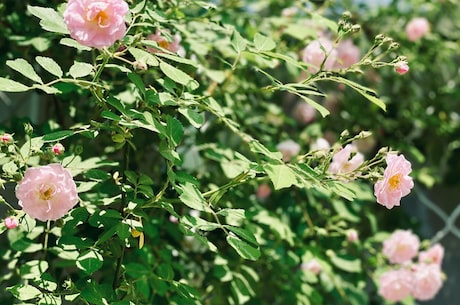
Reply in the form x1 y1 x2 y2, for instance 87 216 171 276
342 11 352 20
1 133 13 144
394 61 409 75
351 24 361 33
389 42 400 50
52 143 65 155
374 34 385 43
4 216 18 229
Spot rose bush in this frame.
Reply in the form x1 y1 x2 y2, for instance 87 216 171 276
0 0 451 304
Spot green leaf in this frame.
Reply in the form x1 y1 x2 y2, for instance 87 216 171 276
27 5 69 34
127 72 145 95
177 182 212 212
249 140 283 160
329 253 362 273
6 58 42 83
253 33 276 51
77 250 104 275
224 225 258 246
36 56 63 78
128 47 159 66
0 77 30 92
264 164 297 190
33 84 61 94
166 115 184 147
42 130 75 142
101 110 121 121
178 108 204 128
299 95 330 118
216 208 245 220
20 260 49 280
153 51 198 67
231 30 247 53
226 235 260 261
159 61 199 90
7 284 42 301
59 38 92 51
68 61 93 78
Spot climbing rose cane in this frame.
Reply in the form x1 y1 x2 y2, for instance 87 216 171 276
16 164 78 221
63 0 129 49
374 153 414 209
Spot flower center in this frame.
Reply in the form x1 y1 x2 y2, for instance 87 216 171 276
158 40 170 49
39 184 56 200
86 4 110 27
388 173 402 190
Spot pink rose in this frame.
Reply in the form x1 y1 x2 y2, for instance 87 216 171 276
292 102 317 124
346 229 359 242
334 39 360 69
52 143 65 155
311 137 330 151
1 133 13 144
394 61 409 75
411 263 443 301
256 183 271 200
301 259 322 275
146 30 183 54
277 139 301 162
63 0 129 49
328 144 364 175
4 216 19 229
302 38 338 73
16 163 79 221
378 268 413 302
419 243 444 266
405 17 430 42
374 154 414 209
383 230 420 264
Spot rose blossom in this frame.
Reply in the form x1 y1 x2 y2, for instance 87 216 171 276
4 216 19 229
146 30 183 54
311 137 330 151
374 154 414 209
383 230 420 264
1 133 13 144
256 183 271 200
411 263 443 301
328 144 364 175
394 61 409 75
277 139 301 162
301 259 322 275
302 38 338 73
405 17 430 42
292 102 317 124
63 0 129 49
334 39 360 69
16 163 79 221
419 243 444 266
52 143 65 155
346 229 359 242
378 268 413 302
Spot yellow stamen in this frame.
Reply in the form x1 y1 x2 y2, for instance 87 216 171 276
388 174 402 190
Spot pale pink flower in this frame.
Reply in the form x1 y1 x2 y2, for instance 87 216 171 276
374 154 414 209
4 216 19 229
334 39 360 69
419 244 444 266
411 263 443 301
292 102 316 124
346 229 359 242
378 268 413 302
16 164 78 221
311 138 330 151
1 133 13 144
328 144 364 175
256 183 271 200
52 143 65 155
394 61 410 75
169 215 179 223
277 139 301 162
405 17 430 42
383 230 420 264
301 259 322 275
147 30 183 54
302 38 338 73
63 0 129 49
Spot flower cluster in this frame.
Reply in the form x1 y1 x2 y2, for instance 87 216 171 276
378 230 444 302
